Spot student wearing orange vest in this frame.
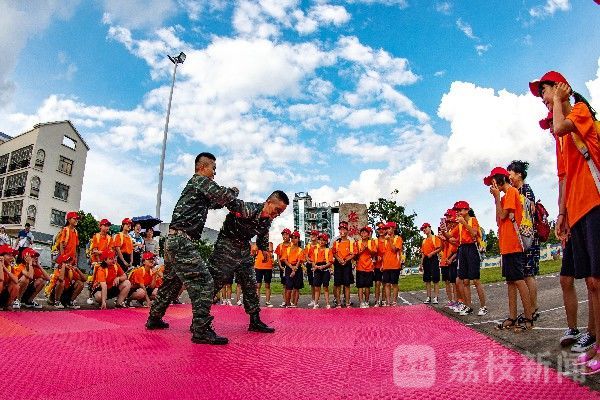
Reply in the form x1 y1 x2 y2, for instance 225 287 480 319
381 221 403 306
127 252 159 307
113 218 134 271
47 253 86 309
373 222 386 307
10 247 36 309
58 211 80 266
355 226 376 308
420 223 442 304
446 201 487 316
275 228 292 307
441 209 460 311
313 233 333 309
0 245 19 310
484 167 533 332
531 71 600 374
20 248 49 309
332 221 355 308
283 231 305 307
90 219 113 264
305 230 320 307
253 241 274 307
91 249 131 309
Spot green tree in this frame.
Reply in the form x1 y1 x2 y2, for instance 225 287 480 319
368 197 421 267
196 239 214 262
75 210 99 248
485 229 500 256
545 220 561 245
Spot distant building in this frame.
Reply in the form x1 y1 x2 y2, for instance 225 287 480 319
0 120 88 242
293 192 340 244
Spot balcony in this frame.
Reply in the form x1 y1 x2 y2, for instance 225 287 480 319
3 186 25 197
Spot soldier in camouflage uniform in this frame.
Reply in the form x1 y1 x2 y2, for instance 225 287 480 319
146 152 241 345
209 190 289 334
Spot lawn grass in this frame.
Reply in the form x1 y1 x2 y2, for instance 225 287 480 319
254 259 562 296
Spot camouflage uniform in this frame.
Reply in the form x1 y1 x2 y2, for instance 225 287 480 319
149 175 238 333
209 202 271 315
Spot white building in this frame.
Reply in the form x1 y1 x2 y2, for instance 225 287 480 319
0 120 88 242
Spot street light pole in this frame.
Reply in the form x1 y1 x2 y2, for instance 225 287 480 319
156 52 186 220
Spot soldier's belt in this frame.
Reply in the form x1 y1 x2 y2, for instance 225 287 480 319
168 229 192 240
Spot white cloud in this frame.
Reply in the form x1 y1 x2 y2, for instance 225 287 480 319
0 0 79 106
456 18 478 40
434 70 446 77
102 0 178 29
346 0 408 7
435 1 452 15
529 0 570 19
308 4 351 26
475 44 491 56
586 57 600 112
343 108 396 128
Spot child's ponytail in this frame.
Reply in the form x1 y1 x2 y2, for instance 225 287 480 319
572 91 597 121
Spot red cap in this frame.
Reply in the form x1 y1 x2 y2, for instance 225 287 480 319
142 252 156 261
310 230 320 236
319 233 329 241
529 71 570 97
386 221 397 229
55 254 73 264
445 209 458 220
281 228 291 235
99 218 111 226
539 111 553 130
291 230 300 238
0 244 15 256
122 218 132 225
483 167 510 186
420 223 431 231
360 226 373 234
338 221 349 230
100 249 116 261
453 201 470 210
22 248 40 258
66 211 80 220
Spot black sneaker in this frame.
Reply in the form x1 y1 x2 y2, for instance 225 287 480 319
146 318 170 330
192 326 228 345
571 332 596 353
559 328 581 347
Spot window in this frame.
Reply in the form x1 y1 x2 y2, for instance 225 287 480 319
0 154 8 174
54 182 69 201
62 136 76 150
321 211 328 219
35 149 45 169
0 177 3 198
4 172 27 197
50 209 66 226
8 145 33 171
1 200 23 225
30 176 40 198
26 205 36 225
57 156 74 175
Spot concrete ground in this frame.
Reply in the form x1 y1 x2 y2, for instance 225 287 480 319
10 271 600 392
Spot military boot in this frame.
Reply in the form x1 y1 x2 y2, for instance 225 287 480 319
146 317 170 330
192 325 229 345
248 312 275 333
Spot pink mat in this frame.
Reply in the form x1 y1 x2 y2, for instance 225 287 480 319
0 305 597 400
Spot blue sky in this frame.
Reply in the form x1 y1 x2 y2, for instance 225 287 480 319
1 0 599 240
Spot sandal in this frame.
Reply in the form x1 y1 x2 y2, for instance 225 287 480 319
574 344 600 366
495 318 517 331
582 357 600 375
515 317 534 332
532 308 540 321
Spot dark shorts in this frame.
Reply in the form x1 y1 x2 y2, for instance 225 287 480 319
51 285 76 305
356 271 374 288
524 244 540 277
128 286 155 298
0 288 9 308
501 252 526 282
92 285 120 300
117 253 132 270
333 261 354 286
560 240 576 278
285 267 304 290
570 206 600 278
449 260 458 282
305 263 314 286
21 280 37 302
313 265 331 287
255 269 273 284
457 243 481 280
373 268 383 282
423 256 440 283
382 269 400 285
279 267 286 286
